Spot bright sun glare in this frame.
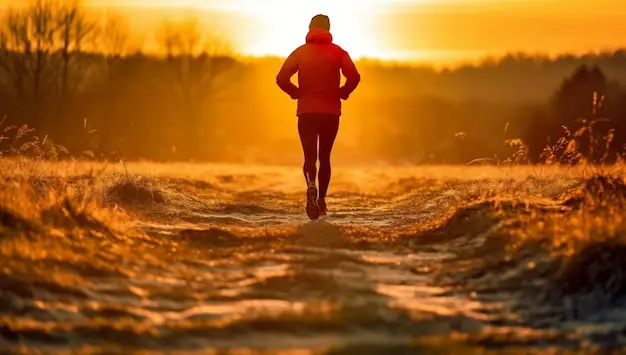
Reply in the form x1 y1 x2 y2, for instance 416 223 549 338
201 0 390 59
93 0 426 60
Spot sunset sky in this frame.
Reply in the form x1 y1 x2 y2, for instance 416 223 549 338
2 0 626 65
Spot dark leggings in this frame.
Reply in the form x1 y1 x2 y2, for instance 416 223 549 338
298 113 340 199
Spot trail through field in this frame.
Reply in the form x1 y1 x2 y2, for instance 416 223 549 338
2 163 626 354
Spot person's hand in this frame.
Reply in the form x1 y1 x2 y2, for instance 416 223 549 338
290 89 300 100
340 87 350 100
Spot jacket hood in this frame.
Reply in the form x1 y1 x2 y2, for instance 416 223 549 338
306 29 333 44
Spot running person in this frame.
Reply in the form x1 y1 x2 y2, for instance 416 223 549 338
276 14 361 220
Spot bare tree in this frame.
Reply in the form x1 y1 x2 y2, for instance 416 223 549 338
0 9 30 104
0 1 56 128
30 0 57 125
0 0 96 133
100 12 130 60
96 11 131 155
55 0 97 132
156 16 237 157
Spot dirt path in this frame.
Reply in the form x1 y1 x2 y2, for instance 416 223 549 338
2 163 623 354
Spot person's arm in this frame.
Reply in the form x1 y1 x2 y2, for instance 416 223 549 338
339 50 361 100
276 49 300 100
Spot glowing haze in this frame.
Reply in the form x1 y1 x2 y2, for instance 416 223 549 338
2 0 626 65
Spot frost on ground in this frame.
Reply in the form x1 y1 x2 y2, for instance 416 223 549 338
1 159 626 354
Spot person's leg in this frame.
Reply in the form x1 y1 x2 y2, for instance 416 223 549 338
298 114 321 219
298 115 319 186
317 115 340 207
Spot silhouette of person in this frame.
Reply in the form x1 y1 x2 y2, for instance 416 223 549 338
276 14 361 220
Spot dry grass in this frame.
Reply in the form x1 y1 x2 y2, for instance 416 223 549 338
1 157 626 352
1 157 624 257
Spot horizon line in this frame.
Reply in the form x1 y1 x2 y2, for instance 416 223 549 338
36 46 625 70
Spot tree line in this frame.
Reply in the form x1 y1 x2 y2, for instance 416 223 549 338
0 0 238 160
1 0 625 164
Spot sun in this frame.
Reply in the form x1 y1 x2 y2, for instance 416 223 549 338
117 0 399 60
232 0 386 59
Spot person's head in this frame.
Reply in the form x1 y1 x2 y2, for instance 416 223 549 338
309 14 330 31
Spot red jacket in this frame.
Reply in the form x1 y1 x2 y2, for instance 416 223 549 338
276 29 361 117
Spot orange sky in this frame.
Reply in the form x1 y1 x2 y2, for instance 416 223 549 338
2 0 626 65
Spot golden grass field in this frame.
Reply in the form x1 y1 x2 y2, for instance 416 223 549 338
1 158 626 354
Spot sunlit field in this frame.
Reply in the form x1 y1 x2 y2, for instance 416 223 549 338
3 0 626 353
1 158 626 353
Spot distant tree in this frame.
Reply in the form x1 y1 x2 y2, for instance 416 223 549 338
55 0 97 135
156 16 237 158
523 65 626 163
0 1 57 129
0 0 96 136
0 9 30 111
96 11 131 157
551 65 608 124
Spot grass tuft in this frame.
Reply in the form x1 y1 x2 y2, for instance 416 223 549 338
105 176 168 206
